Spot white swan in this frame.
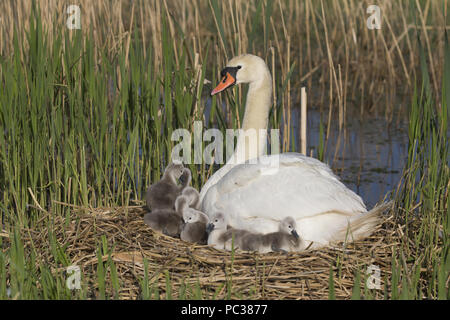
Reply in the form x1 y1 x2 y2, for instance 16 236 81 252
200 54 390 250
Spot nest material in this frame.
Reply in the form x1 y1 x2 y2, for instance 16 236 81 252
20 203 405 299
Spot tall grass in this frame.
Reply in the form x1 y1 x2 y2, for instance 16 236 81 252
390 31 449 299
346 31 449 300
1 1 447 114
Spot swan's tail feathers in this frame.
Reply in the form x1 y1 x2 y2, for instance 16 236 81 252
335 201 393 242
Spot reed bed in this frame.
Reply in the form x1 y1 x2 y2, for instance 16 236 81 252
5 203 415 300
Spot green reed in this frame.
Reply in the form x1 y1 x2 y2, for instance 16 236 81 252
340 29 449 301
388 31 449 299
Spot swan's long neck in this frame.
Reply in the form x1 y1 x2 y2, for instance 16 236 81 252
199 62 272 206
228 72 272 164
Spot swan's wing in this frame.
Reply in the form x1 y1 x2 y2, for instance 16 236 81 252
203 153 366 228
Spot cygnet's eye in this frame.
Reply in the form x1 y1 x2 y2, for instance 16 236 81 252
215 219 218 223
288 225 292 229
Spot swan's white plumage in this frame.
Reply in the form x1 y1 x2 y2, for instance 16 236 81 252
201 54 387 250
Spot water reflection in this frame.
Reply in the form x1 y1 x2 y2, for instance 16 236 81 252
290 108 409 208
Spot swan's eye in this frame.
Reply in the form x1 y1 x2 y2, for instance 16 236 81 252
215 219 218 223
237 65 242 69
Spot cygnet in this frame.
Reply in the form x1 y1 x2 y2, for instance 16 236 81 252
145 163 185 210
178 196 209 244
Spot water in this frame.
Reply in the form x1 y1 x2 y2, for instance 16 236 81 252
291 108 409 208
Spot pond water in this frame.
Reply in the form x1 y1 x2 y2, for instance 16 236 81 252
290 108 409 209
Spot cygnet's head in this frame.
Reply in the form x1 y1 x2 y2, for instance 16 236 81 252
279 217 299 239
206 212 227 233
166 162 185 180
183 210 201 224
181 186 199 203
211 54 270 95
175 195 188 213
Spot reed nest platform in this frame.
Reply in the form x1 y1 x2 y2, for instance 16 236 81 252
19 204 409 299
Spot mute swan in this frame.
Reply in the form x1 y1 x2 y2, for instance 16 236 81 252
177 195 209 244
181 186 201 210
206 212 235 250
217 216 303 253
180 167 193 189
240 216 304 253
143 209 183 237
206 211 254 251
144 199 184 237
145 163 186 210
178 167 203 210
200 54 391 250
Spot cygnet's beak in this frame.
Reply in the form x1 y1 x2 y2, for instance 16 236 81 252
206 223 214 234
291 229 299 239
179 169 188 183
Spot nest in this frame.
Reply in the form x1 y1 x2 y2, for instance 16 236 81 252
18 203 407 299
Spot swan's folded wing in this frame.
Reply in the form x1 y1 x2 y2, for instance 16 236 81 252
208 154 367 223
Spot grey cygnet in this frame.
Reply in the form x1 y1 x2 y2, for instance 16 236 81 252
206 212 233 250
178 196 209 244
180 186 201 210
240 217 302 253
144 193 191 237
145 163 189 211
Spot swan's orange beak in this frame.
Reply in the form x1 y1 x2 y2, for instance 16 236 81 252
211 72 236 96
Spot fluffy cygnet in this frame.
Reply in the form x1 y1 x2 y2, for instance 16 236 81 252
143 208 183 237
179 167 193 189
242 217 303 253
145 163 185 211
216 217 303 253
143 193 187 237
206 212 232 250
220 227 251 251
205 212 247 250
178 196 209 244
181 186 201 210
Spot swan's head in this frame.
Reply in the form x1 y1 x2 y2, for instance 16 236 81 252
211 54 270 95
205 211 227 233
280 217 299 239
